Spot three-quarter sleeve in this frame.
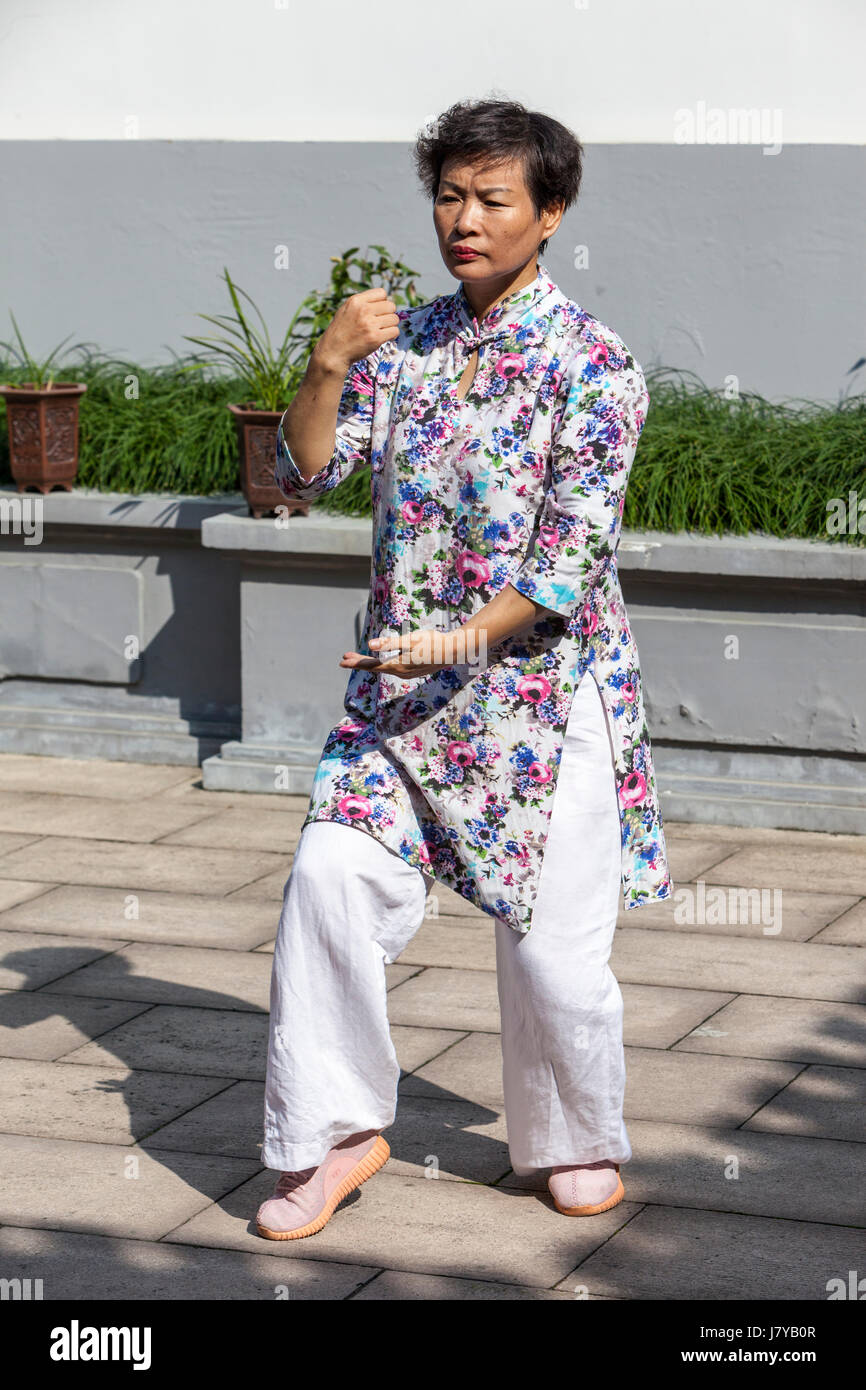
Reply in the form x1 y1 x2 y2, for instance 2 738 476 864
274 347 382 501
510 342 649 618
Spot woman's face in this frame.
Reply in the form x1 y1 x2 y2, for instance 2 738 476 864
433 154 563 286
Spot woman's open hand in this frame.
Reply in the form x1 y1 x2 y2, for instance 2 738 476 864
339 628 463 679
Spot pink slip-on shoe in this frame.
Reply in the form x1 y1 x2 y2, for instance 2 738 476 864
256 1130 390 1240
548 1160 624 1216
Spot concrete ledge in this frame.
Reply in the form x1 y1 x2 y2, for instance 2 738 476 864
0 483 247 532
617 530 866 583
201 508 373 556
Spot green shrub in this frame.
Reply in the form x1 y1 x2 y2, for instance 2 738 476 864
1 355 863 542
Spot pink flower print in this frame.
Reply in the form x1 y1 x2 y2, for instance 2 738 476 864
517 675 552 703
401 500 423 524
527 761 552 784
410 735 423 752
619 771 647 808
338 721 366 741
539 524 559 548
338 794 372 819
588 342 609 367
456 550 491 587
493 352 526 380
621 682 636 702
447 740 476 766
372 575 388 602
418 841 431 865
581 604 599 636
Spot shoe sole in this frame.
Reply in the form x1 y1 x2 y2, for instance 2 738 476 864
256 1135 391 1240
550 1166 625 1217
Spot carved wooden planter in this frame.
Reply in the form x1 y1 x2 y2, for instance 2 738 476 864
227 403 309 520
0 382 87 493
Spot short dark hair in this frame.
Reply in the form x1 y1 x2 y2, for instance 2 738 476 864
412 97 584 254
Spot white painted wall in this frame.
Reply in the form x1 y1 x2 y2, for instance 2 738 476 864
0 0 863 142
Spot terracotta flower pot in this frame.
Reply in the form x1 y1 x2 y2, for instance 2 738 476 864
227 403 310 520
0 381 87 493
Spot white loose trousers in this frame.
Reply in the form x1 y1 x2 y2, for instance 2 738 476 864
262 670 632 1175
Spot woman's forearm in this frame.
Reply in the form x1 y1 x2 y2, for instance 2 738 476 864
456 583 548 660
280 346 349 482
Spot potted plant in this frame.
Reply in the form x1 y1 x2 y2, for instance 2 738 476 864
183 247 422 518
0 314 89 493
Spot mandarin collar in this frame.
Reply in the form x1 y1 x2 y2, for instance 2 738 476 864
451 261 558 348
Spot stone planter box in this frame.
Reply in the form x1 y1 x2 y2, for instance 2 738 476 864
0 485 243 764
1 483 863 832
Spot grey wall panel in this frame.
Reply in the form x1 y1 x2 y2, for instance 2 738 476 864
0 142 862 403
0 559 142 681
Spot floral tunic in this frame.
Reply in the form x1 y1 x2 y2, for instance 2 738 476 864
274 260 672 932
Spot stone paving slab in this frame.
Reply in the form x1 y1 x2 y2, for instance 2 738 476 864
398 1032 801 1128
225 865 296 901
703 845 866 896
611 927 865 1002
664 839 745 883
351 1270 580 1299
163 1166 642 1287
0 754 195 799
618 886 860 941
154 783 311 814
158 807 307 852
0 1224 374 1300
39 942 419 1011
0 988 152 1060
0 1056 234 1144
0 929 125 991
41 942 274 1011
743 1064 866 1143
552 1204 866 1301
393 916 497 971
0 1132 260 1240
59 1004 270 1079
619 983 737 1048
621 1048 801 1127
664 821 866 852
0 791 215 843
811 898 866 945
378 1093 511 1184
145 1080 264 1159
399 1030 503 1103
0 884 278 950
0 836 287 895
0 880 57 912
500 1119 866 1227
391 1025 470 1075
386 967 502 1033
673 995 866 1065
0 832 43 856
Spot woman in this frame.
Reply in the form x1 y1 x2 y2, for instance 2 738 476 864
257 97 672 1241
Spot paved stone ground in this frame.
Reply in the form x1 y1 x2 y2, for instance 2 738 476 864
0 753 863 1301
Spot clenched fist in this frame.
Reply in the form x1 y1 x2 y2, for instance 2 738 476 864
314 287 401 375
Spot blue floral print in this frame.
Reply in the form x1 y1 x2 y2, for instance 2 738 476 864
275 261 673 932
